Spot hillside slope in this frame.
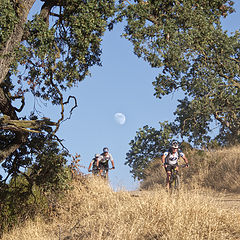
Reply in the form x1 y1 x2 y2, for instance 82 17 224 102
141 145 240 193
2 177 240 240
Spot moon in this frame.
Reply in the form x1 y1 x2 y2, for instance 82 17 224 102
114 113 126 125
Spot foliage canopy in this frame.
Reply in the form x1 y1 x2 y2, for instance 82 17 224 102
0 0 116 179
120 0 239 146
121 0 240 179
0 1 115 233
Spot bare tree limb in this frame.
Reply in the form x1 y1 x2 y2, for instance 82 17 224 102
63 96 78 122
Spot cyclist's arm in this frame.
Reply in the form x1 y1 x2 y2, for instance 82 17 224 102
181 153 189 165
109 153 115 168
88 161 93 172
111 160 115 168
161 154 166 165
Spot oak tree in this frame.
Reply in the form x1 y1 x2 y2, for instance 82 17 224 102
0 0 116 179
120 0 239 146
125 122 173 180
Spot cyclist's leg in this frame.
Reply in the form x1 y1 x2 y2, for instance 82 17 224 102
174 164 180 189
165 165 172 189
93 168 99 175
103 163 109 179
99 162 104 176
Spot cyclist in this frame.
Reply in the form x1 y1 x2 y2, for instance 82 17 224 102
88 154 101 175
99 147 115 178
161 140 189 189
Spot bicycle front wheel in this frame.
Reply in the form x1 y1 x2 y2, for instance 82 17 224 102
174 174 180 190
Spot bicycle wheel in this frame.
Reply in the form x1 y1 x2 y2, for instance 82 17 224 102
174 174 180 190
168 173 173 189
101 169 108 179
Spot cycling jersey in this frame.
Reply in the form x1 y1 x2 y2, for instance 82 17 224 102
90 157 100 170
163 150 184 165
98 153 113 170
100 153 113 164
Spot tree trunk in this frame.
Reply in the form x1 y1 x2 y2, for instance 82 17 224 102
0 131 28 163
0 0 62 162
0 0 36 84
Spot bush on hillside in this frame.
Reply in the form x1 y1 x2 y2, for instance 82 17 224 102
0 162 72 236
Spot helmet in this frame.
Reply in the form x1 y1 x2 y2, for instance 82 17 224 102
95 154 100 158
103 147 109 153
171 140 179 149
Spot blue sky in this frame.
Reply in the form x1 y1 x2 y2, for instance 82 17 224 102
55 2 240 191
2 1 240 191
57 22 170 190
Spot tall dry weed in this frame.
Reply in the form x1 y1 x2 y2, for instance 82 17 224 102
2 176 240 240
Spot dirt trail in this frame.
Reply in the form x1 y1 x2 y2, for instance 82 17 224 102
215 193 240 210
130 190 240 211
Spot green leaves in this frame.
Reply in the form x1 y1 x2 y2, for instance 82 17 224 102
0 134 71 234
13 1 115 104
121 0 240 146
125 122 174 180
0 1 117 220
0 0 18 47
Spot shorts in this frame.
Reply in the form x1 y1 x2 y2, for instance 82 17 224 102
99 161 109 170
165 163 178 172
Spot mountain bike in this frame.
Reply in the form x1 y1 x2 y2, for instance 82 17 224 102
167 164 188 191
89 168 100 176
100 167 114 179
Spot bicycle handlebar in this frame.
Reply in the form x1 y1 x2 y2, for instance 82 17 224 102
180 164 189 167
89 167 115 172
164 163 189 168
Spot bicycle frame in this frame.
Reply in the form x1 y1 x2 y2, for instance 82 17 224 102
166 164 188 190
100 168 108 178
169 166 180 190
99 167 114 179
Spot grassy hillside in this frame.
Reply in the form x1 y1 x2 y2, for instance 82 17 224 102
1 145 240 240
141 145 240 193
1 176 240 240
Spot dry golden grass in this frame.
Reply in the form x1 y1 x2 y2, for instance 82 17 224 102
142 145 240 193
202 145 240 192
2 176 240 240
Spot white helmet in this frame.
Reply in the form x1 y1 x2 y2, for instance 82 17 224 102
171 140 179 149
103 147 109 153
95 154 100 158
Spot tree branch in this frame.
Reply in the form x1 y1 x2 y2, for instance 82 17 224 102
0 116 56 132
62 96 78 122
